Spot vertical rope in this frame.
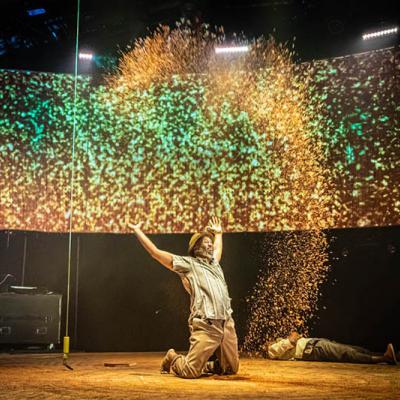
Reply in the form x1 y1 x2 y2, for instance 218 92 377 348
64 0 80 368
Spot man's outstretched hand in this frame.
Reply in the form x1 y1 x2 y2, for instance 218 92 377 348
206 216 222 235
127 221 174 270
127 222 143 233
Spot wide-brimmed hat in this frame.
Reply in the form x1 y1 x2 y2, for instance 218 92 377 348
188 232 214 256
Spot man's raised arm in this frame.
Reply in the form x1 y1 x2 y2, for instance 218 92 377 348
207 216 223 263
128 222 174 270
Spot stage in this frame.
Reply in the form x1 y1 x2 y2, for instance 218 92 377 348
0 352 398 399
0 2 399 400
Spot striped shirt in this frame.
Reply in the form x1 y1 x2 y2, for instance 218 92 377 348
172 255 233 320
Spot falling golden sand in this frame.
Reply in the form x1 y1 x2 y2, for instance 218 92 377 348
243 230 330 352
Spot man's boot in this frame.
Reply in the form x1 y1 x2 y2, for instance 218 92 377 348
160 349 178 374
203 359 222 375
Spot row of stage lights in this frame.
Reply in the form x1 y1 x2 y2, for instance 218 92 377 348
79 26 398 62
78 45 250 61
362 27 398 40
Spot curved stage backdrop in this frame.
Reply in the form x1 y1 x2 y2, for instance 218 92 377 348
0 47 399 233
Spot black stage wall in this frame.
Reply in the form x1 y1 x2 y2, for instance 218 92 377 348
0 226 399 352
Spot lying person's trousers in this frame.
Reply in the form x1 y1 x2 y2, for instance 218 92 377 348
171 317 239 378
302 339 374 363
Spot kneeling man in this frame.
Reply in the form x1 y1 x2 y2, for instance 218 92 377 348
129 217 239 378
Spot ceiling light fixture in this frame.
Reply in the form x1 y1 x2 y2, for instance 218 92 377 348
78 52 94 61
215 46 249 54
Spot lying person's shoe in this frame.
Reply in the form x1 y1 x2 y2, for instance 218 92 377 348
384 343 398 365
160 349 178 374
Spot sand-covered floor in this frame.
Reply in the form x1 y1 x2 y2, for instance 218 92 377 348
0 352 398 399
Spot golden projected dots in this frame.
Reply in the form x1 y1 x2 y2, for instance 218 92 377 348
0 42 398 233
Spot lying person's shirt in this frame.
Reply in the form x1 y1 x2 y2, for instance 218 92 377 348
268 337 312 360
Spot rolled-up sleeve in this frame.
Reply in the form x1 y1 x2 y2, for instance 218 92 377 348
268 338 295 360
172 255 193 274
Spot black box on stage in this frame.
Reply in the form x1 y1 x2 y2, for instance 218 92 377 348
0 293 62 345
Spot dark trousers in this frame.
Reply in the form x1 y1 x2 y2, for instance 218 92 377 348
303 339 373 364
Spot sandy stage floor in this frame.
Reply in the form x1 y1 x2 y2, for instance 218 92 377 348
0 352 399 399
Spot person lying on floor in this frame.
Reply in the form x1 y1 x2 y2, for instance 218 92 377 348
265 331 397 365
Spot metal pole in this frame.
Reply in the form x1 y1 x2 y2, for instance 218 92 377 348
21 234 27 286
73 235 81 348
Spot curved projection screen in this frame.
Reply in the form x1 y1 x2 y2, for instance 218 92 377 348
0 47 399 233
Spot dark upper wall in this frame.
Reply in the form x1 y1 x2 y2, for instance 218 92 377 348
1 0 399 72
